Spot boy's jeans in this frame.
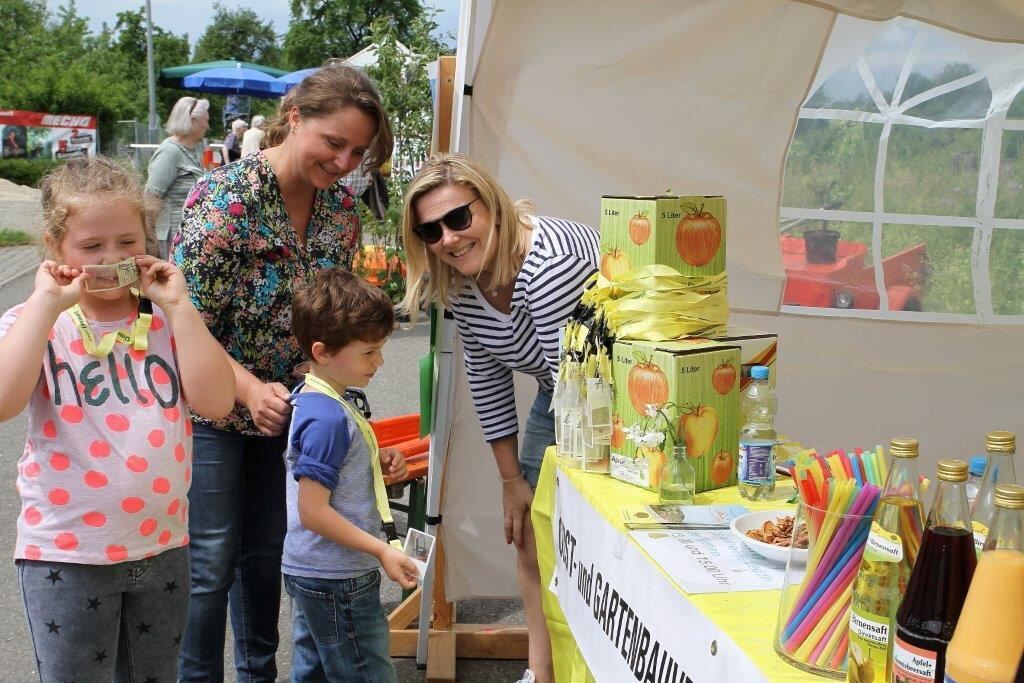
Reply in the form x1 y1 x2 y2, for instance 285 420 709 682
283 570 397 683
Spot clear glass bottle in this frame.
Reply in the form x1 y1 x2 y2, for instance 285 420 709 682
972 431 1017 553
846 438 925 683
893 460 978 683
659 442 695 504
738 365 777 501
946 484 1024 683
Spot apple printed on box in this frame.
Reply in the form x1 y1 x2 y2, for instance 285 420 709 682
610 338 740 494
600 195 726 278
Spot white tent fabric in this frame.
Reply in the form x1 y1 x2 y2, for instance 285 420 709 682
437 0 1024 601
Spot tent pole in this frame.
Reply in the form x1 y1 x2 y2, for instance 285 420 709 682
416 309 458 666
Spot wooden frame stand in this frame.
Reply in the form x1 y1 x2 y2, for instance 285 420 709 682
388 537 528 681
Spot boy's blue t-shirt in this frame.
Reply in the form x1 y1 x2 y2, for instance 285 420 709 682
282 386 382 579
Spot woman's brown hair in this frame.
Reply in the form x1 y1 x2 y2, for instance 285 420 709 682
264 60 393 170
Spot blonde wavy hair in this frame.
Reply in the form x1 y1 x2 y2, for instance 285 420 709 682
399 153 533 316
40 156 159 258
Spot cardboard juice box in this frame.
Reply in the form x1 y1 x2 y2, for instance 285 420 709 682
599 195 726 278
610 338 740 493
695 324 778 390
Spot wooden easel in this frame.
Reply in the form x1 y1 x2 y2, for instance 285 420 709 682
385 53 529 682
387 538 528 681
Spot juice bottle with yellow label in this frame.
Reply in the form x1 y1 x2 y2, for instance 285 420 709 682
847 438 925 683
972 432 1017 554
945 484 1024 683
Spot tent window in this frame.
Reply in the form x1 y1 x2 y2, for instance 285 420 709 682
779 16 1024 323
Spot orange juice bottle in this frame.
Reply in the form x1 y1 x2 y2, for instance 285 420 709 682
945 484 1024 683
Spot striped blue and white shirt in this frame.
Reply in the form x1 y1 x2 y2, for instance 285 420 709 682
452 215 600 442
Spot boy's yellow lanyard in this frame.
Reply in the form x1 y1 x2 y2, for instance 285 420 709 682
66 295 153 358
303 373 403 549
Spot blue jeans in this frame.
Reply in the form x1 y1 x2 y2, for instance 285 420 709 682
283 571 396 683
520 390 555 488
179 423 287 682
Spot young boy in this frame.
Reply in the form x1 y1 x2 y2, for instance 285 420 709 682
285 267 419 682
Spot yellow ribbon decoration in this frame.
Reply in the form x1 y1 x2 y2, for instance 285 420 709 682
303 372 404 549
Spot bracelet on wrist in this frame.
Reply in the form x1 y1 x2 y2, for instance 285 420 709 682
500 472 525 484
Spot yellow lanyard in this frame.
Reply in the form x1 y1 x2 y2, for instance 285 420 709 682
303 372 402 549
66 295 153 358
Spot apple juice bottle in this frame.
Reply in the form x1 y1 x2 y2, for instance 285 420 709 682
892 460 977 682
972 431 1017 554
847 438 926 683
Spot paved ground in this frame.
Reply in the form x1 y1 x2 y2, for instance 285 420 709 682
0 182 528 681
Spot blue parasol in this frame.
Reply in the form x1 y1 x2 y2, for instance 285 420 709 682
182 65 281 99
272 68 321 95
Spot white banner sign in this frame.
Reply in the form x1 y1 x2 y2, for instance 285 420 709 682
552 471 769 682
628 529 789 594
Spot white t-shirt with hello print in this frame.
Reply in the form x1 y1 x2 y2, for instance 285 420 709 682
0 302 192 565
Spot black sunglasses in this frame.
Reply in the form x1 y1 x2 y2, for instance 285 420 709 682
413 197 481 244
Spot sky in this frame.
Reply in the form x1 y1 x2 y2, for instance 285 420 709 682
50 0 460 50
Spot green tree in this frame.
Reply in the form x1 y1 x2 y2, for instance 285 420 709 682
282 0 421 69
353 11 450 305
193 2 282 66
109 9 191 121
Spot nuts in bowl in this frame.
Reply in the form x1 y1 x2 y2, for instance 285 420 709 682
730 510 809 565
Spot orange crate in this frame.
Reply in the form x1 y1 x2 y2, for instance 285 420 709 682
371 414 420 447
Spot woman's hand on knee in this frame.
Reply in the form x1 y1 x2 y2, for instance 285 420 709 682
502 476 534 550
247 381 293 436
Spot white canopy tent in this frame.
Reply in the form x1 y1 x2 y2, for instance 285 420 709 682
416 0 1024 659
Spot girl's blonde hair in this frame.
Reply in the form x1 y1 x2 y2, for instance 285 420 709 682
39 157 159 257
399 153 533 315
264 60 393 170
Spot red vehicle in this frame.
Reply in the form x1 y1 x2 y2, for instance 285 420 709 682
781 235 930 311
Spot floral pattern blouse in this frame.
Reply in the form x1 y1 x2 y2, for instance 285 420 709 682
173 150 360 435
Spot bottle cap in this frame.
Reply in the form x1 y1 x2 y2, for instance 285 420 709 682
889 438 919 459
936 459 968 482
969 455 988 476
986 431 1016 454
995 484 1024 510
751 365 769 380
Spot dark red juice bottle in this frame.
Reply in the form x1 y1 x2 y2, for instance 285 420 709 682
892 460 977 682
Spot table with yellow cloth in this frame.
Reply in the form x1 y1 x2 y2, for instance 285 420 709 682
532 449 824 682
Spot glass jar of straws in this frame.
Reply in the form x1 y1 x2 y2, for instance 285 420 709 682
774 479 881 678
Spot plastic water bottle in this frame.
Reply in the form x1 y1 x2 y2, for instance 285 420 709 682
738 365 777 500
966 454 987 507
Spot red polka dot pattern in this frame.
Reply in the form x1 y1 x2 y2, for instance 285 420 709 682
89 440 110 458
60 405 83 423
83 511 106 527
126 455 149 473
49 452 70 471
84 471 108 488
121 497 145 513
49 488 70 505
55 532 78 551
139 518 157 536
24 507 42 526
24 545 42 560
152 477 170 494
106 414 130 432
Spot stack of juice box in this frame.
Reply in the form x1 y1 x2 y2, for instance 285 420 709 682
597 195 778 493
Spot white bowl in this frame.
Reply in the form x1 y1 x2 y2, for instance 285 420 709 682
730 509 808 566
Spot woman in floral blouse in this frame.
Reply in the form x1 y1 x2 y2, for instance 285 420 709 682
173 62 393 682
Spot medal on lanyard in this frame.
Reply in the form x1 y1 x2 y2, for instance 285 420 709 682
67 293 153 358
303 372 403 549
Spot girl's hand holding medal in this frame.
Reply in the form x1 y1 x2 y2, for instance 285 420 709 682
134 255 190 310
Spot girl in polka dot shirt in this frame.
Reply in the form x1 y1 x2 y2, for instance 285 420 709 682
0 157 234 682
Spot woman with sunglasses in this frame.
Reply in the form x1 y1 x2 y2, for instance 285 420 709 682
400 153 599 683
173 62 392 681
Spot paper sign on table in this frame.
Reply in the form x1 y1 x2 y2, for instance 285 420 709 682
621 504 748 529
629 529 796 594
